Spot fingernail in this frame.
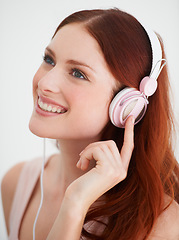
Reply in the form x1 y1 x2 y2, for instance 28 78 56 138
76 159 80 168
131 116 135 124
79 150 84 156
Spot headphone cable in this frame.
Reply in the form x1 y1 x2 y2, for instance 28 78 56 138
32 138 46 240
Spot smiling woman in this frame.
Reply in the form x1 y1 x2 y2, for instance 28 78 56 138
1 8 179 240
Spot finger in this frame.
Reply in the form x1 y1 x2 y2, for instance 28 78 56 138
80 140 119 162
77 156 91 171
79 146 107 171
98 143 118 166
105 140 121 162
76 158 82 168
80 156 90 171
120 116 134 169
79 141 101 155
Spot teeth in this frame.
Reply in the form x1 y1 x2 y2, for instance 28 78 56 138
52 107 57 112
38 98 66 113
47 105 52 111
43 103 48 110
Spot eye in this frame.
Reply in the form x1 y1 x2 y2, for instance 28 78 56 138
43 54 55 66
71 68 88 80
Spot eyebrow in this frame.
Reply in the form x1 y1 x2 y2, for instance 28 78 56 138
66 59 95 72
45 47 55 57
45 47 95 73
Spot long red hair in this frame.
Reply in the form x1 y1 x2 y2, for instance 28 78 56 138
53 8 179 240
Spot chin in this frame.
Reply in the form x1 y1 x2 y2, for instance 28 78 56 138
29 121 45 138
29 115 54 139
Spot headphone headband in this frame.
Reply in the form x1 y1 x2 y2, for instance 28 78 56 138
140 23 163 80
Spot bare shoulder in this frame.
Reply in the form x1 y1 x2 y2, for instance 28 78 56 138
148 196 179 239
1 161 26 233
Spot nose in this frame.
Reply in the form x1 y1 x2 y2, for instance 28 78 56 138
37 68 61 94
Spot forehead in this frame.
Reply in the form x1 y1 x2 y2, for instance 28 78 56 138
50 23 104 64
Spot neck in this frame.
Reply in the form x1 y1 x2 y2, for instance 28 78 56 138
56 137 99 186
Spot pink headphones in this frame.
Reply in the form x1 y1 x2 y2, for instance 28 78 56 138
109 24 166 128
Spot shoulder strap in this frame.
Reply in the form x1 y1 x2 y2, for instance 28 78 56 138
8 157 47 239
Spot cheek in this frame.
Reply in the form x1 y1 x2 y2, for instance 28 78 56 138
68 83 112 104
32 74 38 92
32 69 43 99
70 86 112 124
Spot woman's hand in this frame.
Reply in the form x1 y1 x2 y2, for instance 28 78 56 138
65 116 135 212
47 116 134 240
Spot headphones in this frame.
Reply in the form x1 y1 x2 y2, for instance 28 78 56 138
109 24 166 128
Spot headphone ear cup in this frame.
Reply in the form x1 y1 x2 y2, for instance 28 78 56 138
139 76 157 96
109 87 148 128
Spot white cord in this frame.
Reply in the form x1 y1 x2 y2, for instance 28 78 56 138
33 138 46 240
149 58 167 80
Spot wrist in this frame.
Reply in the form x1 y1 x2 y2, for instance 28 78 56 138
62 191 89 221
47 191 87 240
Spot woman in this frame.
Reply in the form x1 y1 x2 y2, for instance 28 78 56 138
1 8 179 240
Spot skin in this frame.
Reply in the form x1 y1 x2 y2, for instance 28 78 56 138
1 23 179 240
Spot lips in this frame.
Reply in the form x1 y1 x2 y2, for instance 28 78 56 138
36 94 67 116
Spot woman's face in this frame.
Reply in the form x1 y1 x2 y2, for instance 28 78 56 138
29 23 118 140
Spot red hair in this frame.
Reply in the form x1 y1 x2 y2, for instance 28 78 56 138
53 8 179 239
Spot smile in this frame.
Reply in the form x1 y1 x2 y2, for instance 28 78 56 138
38 98 67 114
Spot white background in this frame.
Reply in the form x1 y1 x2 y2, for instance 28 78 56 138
0 0 178 238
